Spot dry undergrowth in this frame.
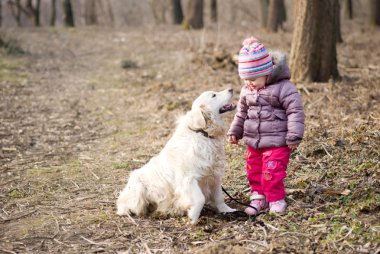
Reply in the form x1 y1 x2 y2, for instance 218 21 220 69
0 25 379 254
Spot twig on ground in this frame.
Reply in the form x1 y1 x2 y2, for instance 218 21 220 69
90 170 100 180
80 235 111 246
0 249 17 254
263 222 280 231
125 212 139 226
322 144 333 158
1 210 36 222
336 227 354 242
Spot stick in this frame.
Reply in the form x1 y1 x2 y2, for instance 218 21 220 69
80 235 111 246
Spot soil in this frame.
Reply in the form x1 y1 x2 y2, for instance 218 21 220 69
1 22 379 253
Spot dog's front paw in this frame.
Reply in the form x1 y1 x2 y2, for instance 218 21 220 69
217 204 236 213
188 207 201 225
116 205 130 216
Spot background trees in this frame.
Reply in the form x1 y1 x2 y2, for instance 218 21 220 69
1 0 378 84
183 0 204 29
369 0 380 26
290 0 340 83
63 0 74 27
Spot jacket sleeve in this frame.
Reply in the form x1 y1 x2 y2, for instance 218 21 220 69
227 87 248 139
279 82 305 144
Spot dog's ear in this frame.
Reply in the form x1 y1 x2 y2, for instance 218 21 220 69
188 105 211 130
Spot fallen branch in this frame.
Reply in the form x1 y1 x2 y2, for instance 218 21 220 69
1 210 36 223
80 235 111 246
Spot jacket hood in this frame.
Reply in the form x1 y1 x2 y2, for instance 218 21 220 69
267 51 290 85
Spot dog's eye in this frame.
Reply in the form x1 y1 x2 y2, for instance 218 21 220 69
212 94 216 98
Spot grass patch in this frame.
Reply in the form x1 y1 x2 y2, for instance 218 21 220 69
0 57 28 82
0 34 26 55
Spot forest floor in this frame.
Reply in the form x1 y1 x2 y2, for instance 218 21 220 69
0 21 379 254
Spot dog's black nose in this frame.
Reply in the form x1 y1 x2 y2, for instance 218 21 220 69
228 88 233 93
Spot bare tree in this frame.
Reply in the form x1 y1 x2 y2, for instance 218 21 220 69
106 0 114 26
210 0 217 22
84 0 98 25
260 0 269 28
150 0 166 24
7 0 23 26
184 0 204 29
289 0 340 83
26 0 41 26
342 0 353 19
267 0 286 32
171 0 183 24
63 0 74 27
0 0 2 27
335 0 343 43
50 0 56 26
369 0 380 26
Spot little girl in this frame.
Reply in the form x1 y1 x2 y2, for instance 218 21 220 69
228 37 305 215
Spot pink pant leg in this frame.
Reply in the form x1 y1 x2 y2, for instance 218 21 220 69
261 147 291 202
246 146 264 195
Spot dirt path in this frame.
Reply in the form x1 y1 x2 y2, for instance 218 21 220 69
1 26 379 253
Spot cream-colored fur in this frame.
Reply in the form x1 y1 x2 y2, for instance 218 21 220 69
116 89 236 224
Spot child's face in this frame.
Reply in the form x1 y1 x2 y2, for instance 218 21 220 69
244 75 267 90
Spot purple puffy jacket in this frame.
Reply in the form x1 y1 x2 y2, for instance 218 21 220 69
228 51 305 149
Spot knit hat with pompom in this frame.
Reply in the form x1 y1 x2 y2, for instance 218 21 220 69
238 37 273 79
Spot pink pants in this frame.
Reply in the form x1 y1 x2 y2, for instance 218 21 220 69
246 146 291 202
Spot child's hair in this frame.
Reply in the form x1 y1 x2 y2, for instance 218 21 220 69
238 37 273 79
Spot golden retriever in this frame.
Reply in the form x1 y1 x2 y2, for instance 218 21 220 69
116 89 236 224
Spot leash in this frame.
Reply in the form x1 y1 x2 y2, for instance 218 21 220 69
220 186 259 219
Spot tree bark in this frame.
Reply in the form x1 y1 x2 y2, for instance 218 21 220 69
210 0 217 23
50 0 56 26
342 0 353 19
8 0 23 26
267 0 284 32
184 0 204 29
26 0 41 26
171 0 183 24
84 0 98 25
0 0 2 27
289 0 340 83
260 0 269 28
335 0 343 43
369 0 380 26
63 0 75 27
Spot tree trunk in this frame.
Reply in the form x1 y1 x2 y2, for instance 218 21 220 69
342 0 353 19
171 0 183 24
8 0 22 27
84 0 98 25
50 0 56 26
0 0 2 27
150 0 166 24
267 0 280 32
184 0 204 29
369 0 380 26
26 0 41 26
260 0 269 28
278 0 286 26
210 0 217 23
63 0 75 27
289 0 340 83
106 0 114 26
335 0 343 43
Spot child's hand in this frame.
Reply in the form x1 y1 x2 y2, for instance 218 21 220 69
228 135 239 144
288 143 299 150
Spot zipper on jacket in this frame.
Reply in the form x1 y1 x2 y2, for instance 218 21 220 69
255 94 262 148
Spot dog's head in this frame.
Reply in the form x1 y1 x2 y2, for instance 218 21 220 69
188 89 236 137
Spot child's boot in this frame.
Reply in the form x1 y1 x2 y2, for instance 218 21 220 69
269 199 287 213
245 192 268 215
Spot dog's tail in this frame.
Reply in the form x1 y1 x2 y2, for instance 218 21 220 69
116 171 148 216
